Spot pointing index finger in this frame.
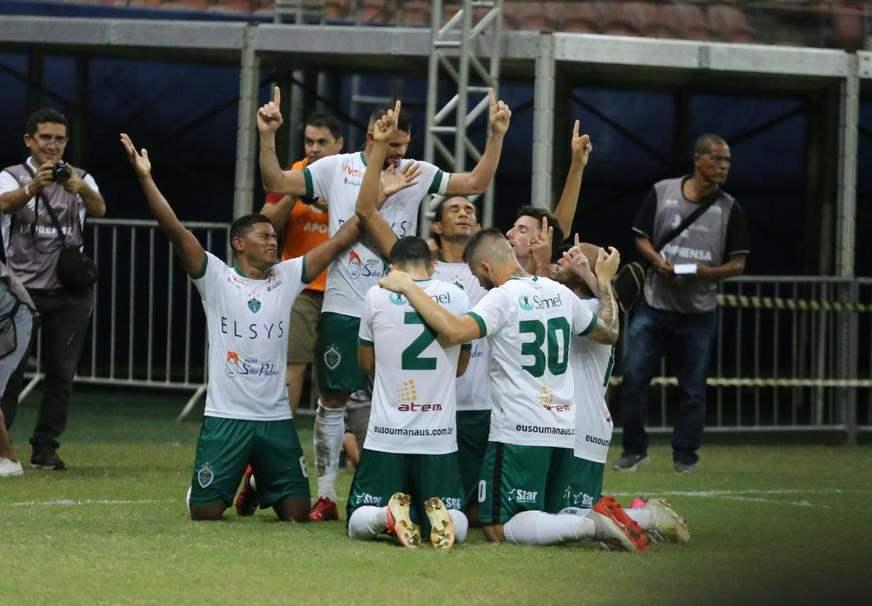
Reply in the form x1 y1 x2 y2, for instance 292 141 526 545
572 120 579 140
393 99 402 122
273 86 281 106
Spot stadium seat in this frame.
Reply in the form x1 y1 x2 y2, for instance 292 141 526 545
707 5 755 43
655 3 710 40
400 0 430 26
831 2 865 52
207 0 254 13
161 0 210 9
503 1 555 32
558 2 599 33
127 0 164 7
358 0 395 24
323 0 352 20
601 2 657 37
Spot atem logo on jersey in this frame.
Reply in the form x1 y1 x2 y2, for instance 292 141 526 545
536 385 571 412
507 488 538 504
220 317 285 340
398 402 443 412
393 379 443 411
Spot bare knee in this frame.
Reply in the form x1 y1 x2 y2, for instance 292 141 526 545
483 524 505 543
189 503 227 521
273 498 310 522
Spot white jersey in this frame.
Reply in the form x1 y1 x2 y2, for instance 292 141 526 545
433 259 491 412
571 297 615 463
305 152 449 318
193 252 307 421
468 276 597 448
358 279 469 454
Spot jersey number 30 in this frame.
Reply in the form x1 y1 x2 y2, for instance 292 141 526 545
519 317 570 377
402 312 437 370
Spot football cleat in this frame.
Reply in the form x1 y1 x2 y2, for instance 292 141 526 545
642 498 690 544
385 492 420 548
424 497 456 550
308 496 339 522
234 464 258 517
591 496 650 553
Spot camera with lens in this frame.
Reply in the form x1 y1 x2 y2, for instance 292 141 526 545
51 161 71 184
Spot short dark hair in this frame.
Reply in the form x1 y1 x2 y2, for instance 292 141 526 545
369 104 411 133
388 236 432 268
463 227 506 265
516 206 565 260
25 108 68 136
694 133 727 156
230 213 273 252
305 113 343 141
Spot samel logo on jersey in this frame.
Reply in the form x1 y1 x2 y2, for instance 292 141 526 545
390 292 407 305
519 295 533 311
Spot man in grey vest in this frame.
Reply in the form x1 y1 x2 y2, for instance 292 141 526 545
0 108 106 471
614 134 749 474
0 262 37 476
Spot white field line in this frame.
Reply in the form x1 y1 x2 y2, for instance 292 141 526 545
3 489 869 509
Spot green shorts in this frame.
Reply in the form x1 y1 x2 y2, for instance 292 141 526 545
477 442 575 525
317 312 368 392
347 449 464 531
563 458 604 510
189 416 310 509
456 410 491 506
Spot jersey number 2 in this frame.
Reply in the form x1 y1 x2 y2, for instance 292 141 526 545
519 317 570 377
401 312 437 370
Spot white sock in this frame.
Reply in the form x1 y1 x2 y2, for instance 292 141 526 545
448 509 469 544
185 486 191 515
314 401 346 501
347 505 387 539
625 508 652 529
503 511 597 545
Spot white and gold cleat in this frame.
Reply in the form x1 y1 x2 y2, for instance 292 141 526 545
425 497 456 550
643 498 690 544
385 492 421 548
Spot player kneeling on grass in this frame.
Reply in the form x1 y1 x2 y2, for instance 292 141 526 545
121 133 360 521
347 237 471 549
379 229 652 552
500 240 689 549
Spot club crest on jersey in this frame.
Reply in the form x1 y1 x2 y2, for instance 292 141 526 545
389 292 406 305
519 295 534 311
197 463 214 488
225 351 240 378
324 345 341 370
248 297 262 314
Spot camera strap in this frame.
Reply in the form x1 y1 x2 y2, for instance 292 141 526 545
20 163 68 246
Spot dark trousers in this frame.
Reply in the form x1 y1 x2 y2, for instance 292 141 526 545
620 299 717 465
0 287 93 450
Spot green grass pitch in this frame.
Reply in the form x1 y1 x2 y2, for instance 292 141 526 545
2 387 870 605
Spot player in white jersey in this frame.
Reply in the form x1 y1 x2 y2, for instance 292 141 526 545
121 133 359 522
379 229 650 551
349 236 470 549
551 242 690 544
257 87 512 520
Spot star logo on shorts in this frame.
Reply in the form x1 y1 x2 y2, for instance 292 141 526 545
197 463 214 488
324 345 341 370
248 297 261 314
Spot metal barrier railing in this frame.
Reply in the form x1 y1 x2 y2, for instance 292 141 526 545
21 225 870 440
610 276 872 443
21 218 231 417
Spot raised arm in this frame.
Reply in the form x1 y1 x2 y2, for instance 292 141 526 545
260 194 295 232
302 215 362 281
586 246 621 345
257 86 308 196
356 100 420 257
552 120 592 239
444 88 510 196
120 133 204 276
379 270 481 346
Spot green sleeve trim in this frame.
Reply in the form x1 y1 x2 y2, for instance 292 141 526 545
466 311 486 338
303 167 314 200
578 314 598 337
427 169 445 195
189 253 208 280
300 256 312 284
461 343 472 351
358 337 374 346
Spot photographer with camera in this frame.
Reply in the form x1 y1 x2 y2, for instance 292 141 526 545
0 108 105 471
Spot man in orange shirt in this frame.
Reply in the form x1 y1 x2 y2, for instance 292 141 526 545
261 113 343 415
